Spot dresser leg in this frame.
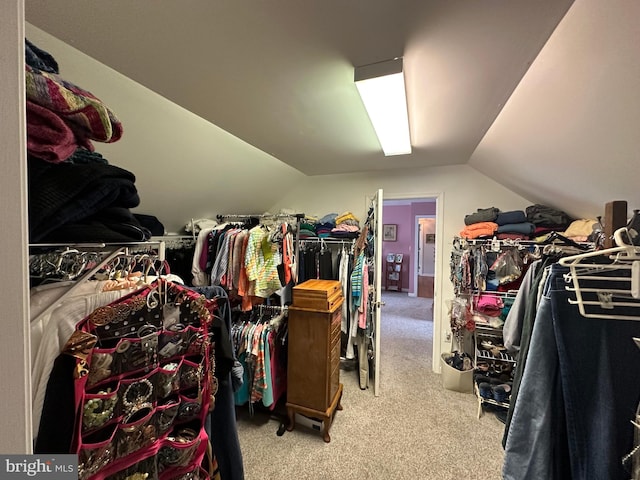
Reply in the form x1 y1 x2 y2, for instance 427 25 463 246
286 407 295 432
322 424 331 443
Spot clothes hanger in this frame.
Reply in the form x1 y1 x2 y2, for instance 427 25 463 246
542 231 591 251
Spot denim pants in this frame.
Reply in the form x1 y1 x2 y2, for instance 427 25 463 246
504 264 640 480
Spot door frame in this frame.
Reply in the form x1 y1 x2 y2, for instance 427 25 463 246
413 215 436 298
381 192 444 373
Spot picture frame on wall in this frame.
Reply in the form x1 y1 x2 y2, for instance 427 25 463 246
383 224 397 242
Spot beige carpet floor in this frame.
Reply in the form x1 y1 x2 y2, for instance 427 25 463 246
235 291 505 480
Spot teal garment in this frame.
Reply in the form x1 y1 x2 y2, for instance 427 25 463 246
351 253 365 308
260 327 274 407
233 351 250 405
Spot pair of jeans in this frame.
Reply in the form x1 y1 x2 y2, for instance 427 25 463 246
504 263 640 479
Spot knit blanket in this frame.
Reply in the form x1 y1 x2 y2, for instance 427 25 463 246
25 65 123 144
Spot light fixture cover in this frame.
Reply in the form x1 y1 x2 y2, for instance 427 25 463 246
355 57 411 156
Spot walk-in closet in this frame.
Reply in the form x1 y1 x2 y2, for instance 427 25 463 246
3 1 640 479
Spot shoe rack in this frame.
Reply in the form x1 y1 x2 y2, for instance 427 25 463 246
474 324 516 418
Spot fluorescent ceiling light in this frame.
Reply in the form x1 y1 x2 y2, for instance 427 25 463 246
354 57 411 156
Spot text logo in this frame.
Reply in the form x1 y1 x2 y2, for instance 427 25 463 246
0 456 76 479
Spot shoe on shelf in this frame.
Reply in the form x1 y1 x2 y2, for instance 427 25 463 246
478 382 493 399
491 384 512 403
475 361 490 372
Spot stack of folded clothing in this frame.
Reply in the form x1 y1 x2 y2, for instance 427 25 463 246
298 221 318 239
316 213 337 238
526 204 575 239
494 210 536 240
460 207 499 239
25 38 151 243
331 211 360 239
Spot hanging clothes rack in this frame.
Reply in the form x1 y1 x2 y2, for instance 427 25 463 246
216 213 305 223
29 240 167 325
559 227 640 320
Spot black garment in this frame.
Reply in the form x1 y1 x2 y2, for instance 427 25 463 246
301 246 318 281
64 148 109 165
165 244 197 287
134 213 165 236
44 207 151 243
206 376 244 480
28 157 140 242
318 250 333 280
35 354 76 453
526 204 574 229
25 38 59 74
190 286 245 480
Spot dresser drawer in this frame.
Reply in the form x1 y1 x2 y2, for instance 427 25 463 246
330 338 340 365
329 361 339 401
331 309 341 338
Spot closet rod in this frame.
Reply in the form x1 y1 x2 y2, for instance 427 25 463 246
29 240 166 249
30 247 127 326
29 240 166 262
216 213 305 221
299 238 356 244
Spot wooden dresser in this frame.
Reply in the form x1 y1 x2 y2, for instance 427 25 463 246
286 280 344 442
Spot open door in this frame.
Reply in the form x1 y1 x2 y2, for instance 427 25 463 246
370 189 383 396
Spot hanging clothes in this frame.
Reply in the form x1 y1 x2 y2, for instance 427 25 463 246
231 307 288 411
502 263 640 480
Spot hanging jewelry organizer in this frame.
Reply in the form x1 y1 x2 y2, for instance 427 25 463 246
64 278 217 480
30 241 219 480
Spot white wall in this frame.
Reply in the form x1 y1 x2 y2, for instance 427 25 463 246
269 164 532 372
1 0 32 453
26 24 307 234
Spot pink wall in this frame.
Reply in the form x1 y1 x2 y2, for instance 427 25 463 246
382 201 436 293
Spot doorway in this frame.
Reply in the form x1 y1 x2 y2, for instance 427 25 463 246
381 196 439 362
416 216 436 299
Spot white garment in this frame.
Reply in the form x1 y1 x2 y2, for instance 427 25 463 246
30 280 110 366
31 288 128 439
191 226 215 286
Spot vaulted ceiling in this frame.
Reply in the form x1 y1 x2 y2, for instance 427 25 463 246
25 0 573 176
24 1 640 221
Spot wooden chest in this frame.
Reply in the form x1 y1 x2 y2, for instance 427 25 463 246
292 279 342 311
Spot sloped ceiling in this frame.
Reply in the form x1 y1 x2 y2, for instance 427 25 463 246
25 0 573 176
469 0 640 219
25 0 639 221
